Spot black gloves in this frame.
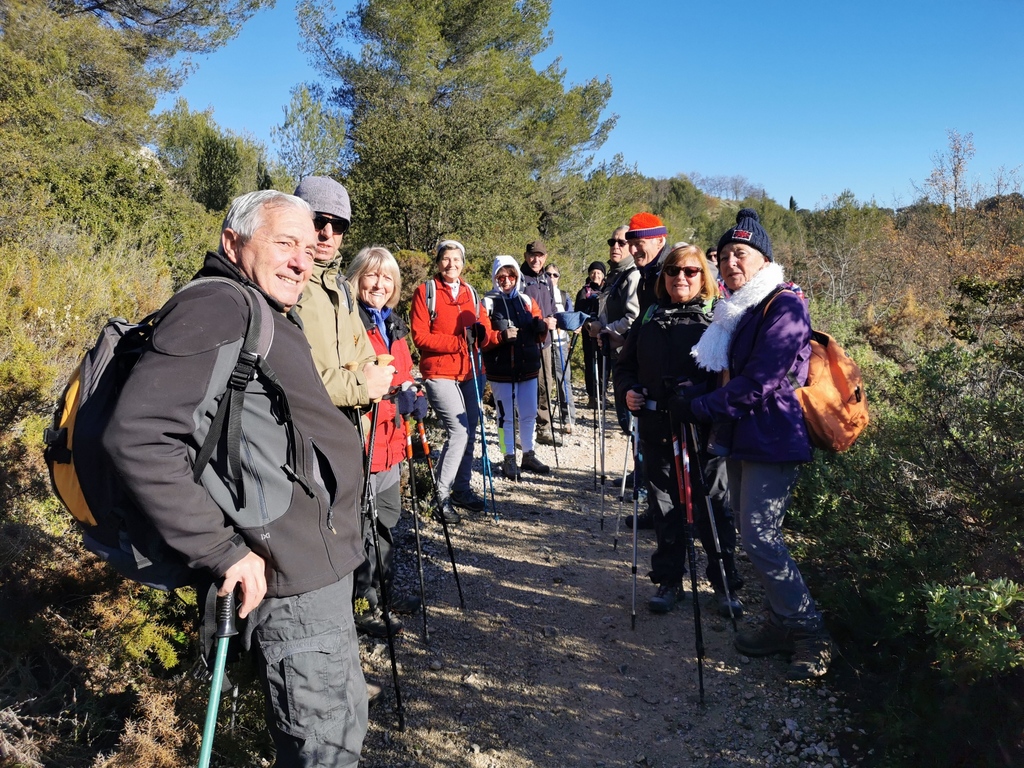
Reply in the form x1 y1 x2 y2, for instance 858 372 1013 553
397 389 428 418
532 317 548 335
668 394 698 424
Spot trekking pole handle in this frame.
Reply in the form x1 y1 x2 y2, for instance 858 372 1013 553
216 590 239 639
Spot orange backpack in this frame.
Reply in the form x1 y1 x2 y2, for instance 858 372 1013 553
797 330 869 452
764 291 869 452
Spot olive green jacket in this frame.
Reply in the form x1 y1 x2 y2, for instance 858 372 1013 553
295 258 376 409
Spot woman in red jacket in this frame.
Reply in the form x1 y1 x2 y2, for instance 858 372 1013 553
348 246 426 637
410 240 485 524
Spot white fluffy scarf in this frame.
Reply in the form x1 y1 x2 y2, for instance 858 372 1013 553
691 262 786 372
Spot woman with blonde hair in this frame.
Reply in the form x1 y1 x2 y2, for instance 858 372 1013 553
347 246 425 635
615 244 741 618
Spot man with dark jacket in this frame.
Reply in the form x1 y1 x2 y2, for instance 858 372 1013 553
520 240 561 446
575 259 606 408
105 190 368 767
587 226 641 434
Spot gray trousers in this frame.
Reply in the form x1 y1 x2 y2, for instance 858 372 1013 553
352 464 401 608
726 459 823 631
423 377 478 500
244 574 367 768
536 344 554 430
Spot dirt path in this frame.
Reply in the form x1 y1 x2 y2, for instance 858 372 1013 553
358 402 865 768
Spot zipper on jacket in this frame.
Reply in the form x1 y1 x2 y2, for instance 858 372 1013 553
239 432 270 523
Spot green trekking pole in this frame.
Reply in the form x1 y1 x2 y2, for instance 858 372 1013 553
198 589 237 768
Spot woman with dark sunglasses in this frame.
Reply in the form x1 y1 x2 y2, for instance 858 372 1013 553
615 244 742 619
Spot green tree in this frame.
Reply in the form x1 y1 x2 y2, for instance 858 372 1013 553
157 98 277 211
272 84 346 181
49 0 273 80
297 0 614 259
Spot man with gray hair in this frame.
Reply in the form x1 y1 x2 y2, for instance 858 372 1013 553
105 190 369 767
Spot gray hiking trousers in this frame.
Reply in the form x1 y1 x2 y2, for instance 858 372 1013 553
244 574 367 767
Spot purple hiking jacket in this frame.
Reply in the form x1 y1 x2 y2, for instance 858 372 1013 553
690 288 813 463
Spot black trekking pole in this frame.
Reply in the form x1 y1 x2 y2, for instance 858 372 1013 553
544 344 561 468
553 330 576 434
592 349 599 491
466 331 499 522
198 589 237 768
598 343 609 529
672 421 705 704
415 417 466 609
612 415 632 551
357 403 405 730
403 421 429 642
629 415 641 631
684 421 737 632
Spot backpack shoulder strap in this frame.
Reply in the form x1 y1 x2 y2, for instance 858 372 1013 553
188 278 279 505
425 279 437 325
335 272 354 312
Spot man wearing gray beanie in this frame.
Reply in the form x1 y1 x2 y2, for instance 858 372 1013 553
293 177 416 643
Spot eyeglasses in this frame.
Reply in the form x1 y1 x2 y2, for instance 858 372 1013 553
663 265 703 279
496 274 517 283
313 214 350 234
607 238 627 247
545 272 559 278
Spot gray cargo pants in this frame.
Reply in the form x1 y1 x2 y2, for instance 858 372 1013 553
244 574 367 767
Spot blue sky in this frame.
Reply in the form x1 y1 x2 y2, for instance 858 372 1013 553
158 0 1024 210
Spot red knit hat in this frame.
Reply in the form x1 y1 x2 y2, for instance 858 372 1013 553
625 212 667 240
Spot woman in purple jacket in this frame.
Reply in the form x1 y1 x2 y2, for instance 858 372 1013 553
678 208 831 681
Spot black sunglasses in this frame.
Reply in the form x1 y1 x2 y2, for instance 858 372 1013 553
663 265 703 278
607 238 627 247
313 214 350 234
546 272 559 278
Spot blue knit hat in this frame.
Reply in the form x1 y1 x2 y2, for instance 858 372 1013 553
717 208 773 261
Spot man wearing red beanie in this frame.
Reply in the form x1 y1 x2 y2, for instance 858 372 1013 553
625 212 671 313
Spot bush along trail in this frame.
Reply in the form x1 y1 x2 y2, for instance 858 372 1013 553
355 398 870 768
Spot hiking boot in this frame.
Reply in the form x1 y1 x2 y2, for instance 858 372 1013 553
450 488 485 512
520 450 550 475
735 617 796 657
788 630 832 680
713 588 744 619
536 430 563 446
649 582 682 614
501 454 520 481
389 591 422 615
437 500 462 526
624 511 655 530
355 607 403 639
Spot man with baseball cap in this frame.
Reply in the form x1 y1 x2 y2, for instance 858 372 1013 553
520 239 562 446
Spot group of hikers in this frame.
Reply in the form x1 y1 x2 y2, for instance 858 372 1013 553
100 175 831 767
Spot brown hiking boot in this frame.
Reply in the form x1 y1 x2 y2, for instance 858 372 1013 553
788 630 832 680
501 454 520 481
520 450 550 475
734 618 796 656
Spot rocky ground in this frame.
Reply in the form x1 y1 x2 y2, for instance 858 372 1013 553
356 397 875 768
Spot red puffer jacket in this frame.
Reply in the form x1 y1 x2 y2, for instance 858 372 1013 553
358 304 416 474
410 276 479 382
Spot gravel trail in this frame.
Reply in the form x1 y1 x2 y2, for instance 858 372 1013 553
358 397 866 768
